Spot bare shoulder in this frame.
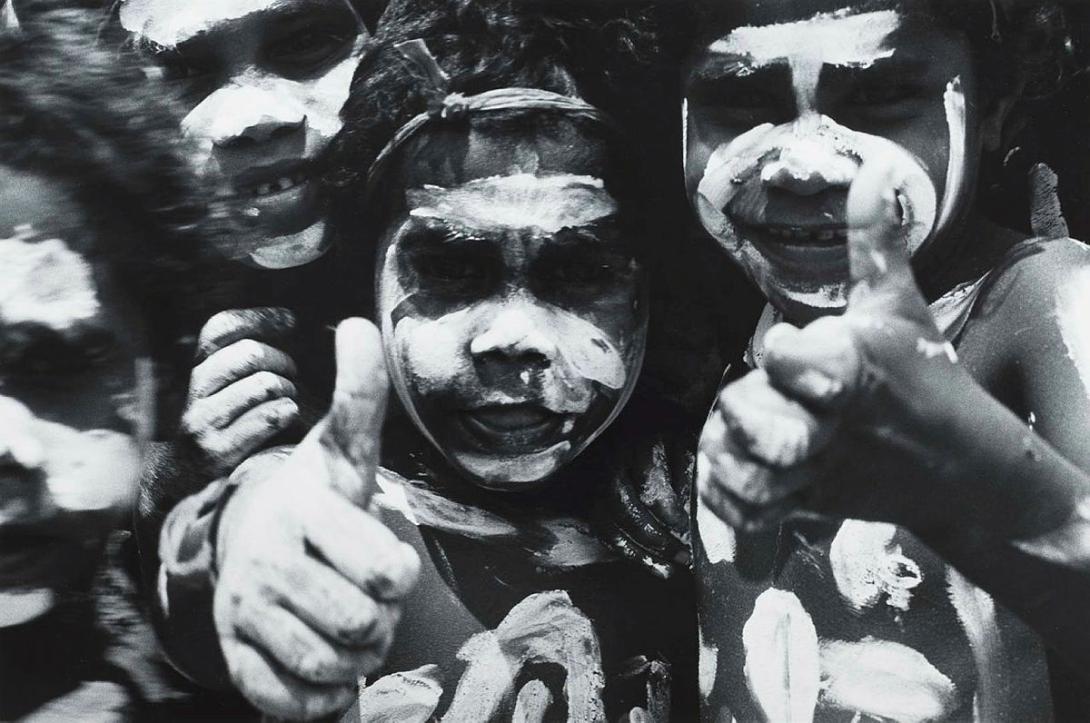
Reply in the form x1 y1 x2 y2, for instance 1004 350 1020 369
975 237 1090 328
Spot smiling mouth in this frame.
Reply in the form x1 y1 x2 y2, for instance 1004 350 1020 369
231 159 313 199
735 220 849 247
459 404 571 454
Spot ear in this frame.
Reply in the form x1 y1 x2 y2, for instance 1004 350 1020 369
980 87 1023 153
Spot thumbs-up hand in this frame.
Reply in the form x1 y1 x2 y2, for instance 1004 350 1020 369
212 319 421 721
698 155 976 542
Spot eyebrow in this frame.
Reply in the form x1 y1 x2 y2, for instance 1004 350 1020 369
405 215 624 244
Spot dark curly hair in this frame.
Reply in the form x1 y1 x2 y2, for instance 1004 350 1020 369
0 10 232 322
324 0 681 310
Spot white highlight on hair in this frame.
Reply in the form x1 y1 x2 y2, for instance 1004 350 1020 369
1055 267 1090 402
409 174 618 235
742 589 820 723
819 637 958 722
829 521 923 614
0 227 100 330
709 9 901 109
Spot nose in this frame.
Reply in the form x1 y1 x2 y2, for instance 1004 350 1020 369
182 82 306 150
761 127 856 197
470 304 556 372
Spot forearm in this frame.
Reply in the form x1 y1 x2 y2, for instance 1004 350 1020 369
920 390 1090 670
139 466 235 690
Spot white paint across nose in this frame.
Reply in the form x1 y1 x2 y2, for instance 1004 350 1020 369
182 81 306 146
470 304 556 360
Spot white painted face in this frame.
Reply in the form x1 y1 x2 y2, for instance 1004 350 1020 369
0 168 152 626
377 144 647 488
120 0 367 269
684 3 980 322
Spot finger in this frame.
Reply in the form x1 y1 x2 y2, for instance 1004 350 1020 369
303 491 420 601
196 307 296 362
715 370 829 469
185 372 297 430
697 460 797 536
196 398 299 469
607 463 686 560
762 320 862 410
846 155 934 326
190 340 297 399
234 603 377 685
315 318 389 507
221 639 357 721
633 440 690 535
268 557 400 650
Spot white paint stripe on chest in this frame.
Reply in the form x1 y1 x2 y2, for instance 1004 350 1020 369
1055 267 1090 402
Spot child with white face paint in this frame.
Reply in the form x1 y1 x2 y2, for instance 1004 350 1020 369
686 1 1090 720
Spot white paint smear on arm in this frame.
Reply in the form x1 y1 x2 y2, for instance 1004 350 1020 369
0 230 100 329
743 589 819 723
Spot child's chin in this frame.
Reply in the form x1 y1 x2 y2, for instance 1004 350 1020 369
452 441 574 490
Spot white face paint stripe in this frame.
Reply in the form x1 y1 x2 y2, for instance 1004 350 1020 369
119 0 363 48
935 77 967 237
709 9 901 110
408 174 618 234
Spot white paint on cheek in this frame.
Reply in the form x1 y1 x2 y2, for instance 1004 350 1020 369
935 77 967 239
819 637 958 722
742 589 820 723
0 228 100 330
408 174 618 234
829 521 923 613
711 9 901 110
0 589 55 627
1055 267 1090 401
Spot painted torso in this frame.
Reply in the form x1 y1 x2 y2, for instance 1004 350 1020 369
348 468 699 722
695 267 1054 722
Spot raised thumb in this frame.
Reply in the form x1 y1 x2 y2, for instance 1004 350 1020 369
846 156 932 325
313 317 389 507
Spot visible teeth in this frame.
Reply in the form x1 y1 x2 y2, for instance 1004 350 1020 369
255 183 273 196
818 230 835 241
835 229 848 239
792 229 809 240
246 173 308 198
276 176 293 191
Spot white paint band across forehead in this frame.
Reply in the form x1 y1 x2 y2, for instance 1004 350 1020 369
0 227 100 330
408 174 618 235
710 9 901 107
119 0 358 47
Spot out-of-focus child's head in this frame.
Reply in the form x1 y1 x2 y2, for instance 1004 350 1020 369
0 12 211 626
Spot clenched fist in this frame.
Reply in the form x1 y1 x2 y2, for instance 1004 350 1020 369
698 156 979 541
180 307 300 477
213 319 420 720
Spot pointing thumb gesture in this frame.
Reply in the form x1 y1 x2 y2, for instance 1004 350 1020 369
300 318 389 508
846 153 939 333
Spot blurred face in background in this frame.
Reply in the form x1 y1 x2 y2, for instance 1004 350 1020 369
0 167 152 627
120 0 368 269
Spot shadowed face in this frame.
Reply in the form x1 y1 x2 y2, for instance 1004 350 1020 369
0 167 152 627
375 122 647 489
684 0 988 322
120 0 366 269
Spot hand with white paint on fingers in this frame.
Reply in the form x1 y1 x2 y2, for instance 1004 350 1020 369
213 319 420 721
179 307 301 477
698 154 977 535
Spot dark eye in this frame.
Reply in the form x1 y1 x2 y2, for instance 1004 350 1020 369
151 53 217 103
265 27 356 76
